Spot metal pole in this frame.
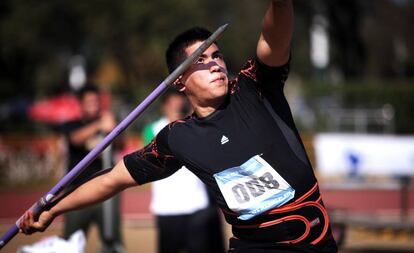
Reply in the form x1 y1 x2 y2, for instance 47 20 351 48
102 143 116 252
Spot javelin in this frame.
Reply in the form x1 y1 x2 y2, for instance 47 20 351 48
0 23 228 250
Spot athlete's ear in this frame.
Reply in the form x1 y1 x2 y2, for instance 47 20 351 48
173 75 185 92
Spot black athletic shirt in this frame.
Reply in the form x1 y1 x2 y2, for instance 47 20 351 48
124 58 337 251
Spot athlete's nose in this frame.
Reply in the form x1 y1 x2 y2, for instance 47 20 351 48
209 61 221 73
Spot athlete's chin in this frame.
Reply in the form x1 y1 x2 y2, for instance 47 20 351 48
213 90 228 101
207 79 228 96
216 84 228 94
212 80 228 90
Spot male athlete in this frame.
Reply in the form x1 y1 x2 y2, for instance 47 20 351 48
20 1 338 252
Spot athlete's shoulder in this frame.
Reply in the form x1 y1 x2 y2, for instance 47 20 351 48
154 115 195 156
239 57 290 81
158 115 193 137
237 57 291 91
240 58 259 82
228 58 257 94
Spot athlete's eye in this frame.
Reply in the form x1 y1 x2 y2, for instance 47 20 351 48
213 52 224 60
196 57 205 64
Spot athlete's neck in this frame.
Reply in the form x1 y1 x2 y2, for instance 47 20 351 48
194 106 217 118
193 96 227 118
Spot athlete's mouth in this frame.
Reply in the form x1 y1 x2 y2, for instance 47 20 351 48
211 76 226 83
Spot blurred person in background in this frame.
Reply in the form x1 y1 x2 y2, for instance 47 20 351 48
61 84 125 253
142 88 225 253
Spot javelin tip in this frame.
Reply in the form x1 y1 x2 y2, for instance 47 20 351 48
218 23 229 31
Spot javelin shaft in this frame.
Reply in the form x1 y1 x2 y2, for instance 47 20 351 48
0 23 228 250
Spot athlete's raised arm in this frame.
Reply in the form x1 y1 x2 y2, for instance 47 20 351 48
19 159 137 234
257 0 293 67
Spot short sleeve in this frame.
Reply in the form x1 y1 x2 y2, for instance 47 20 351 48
123 125 182 185
238 57 290 95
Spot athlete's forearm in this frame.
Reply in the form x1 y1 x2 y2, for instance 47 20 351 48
50 160 136 217
49 173 114 217
257 0 293 66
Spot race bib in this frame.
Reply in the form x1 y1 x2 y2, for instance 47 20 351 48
214 155 295 220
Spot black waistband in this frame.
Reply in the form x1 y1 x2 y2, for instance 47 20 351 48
228 235 338 253
223 183 333 245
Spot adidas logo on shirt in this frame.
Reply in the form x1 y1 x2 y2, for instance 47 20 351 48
221 135 229 145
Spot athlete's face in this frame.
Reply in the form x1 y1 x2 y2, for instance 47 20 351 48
180 42 229 109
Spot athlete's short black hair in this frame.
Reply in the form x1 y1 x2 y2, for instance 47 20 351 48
166 27 215 74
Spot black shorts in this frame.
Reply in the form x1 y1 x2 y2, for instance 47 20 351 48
228 237 338 253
